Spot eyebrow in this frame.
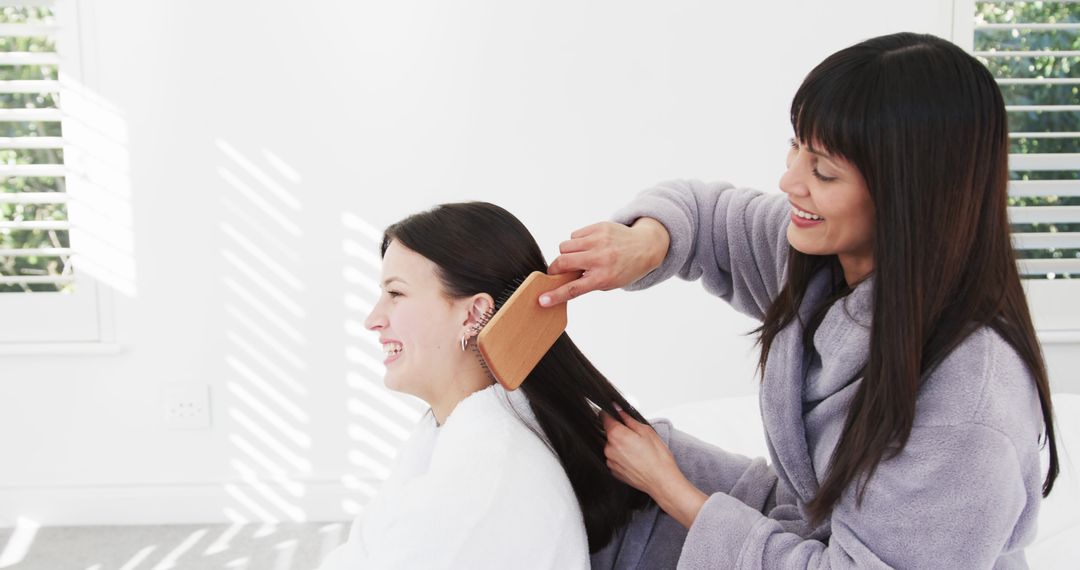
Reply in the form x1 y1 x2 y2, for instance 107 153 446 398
382 277 407 287
805 144 833 159
792 136 836 160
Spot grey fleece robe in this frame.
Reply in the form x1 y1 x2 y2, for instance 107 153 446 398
590 180 1046 569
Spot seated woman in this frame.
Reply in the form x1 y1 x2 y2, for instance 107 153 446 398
316 201 651 569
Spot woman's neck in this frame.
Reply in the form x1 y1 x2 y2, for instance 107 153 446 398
429 361 495 425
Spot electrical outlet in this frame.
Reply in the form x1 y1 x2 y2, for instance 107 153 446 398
164 383 211 429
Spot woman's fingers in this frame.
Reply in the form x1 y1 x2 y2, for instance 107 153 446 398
599 409 619 431
618 409 653 436
569 222 604 240
543 220 667 307
539 271 599 307
558 235 596 254
546 250 593 276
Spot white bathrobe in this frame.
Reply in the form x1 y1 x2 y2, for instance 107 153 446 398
317 384 590 570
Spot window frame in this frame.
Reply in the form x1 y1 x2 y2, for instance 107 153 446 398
0 0 114 347
953 0 1080 341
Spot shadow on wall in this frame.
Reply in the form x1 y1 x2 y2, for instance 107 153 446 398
340 211 426 515
216 138 313 536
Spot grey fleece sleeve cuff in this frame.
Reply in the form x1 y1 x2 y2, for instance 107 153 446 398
609 179 713 291
679 492 774 569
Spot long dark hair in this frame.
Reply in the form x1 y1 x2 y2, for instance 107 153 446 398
756 32 1058 524
381 202 650 552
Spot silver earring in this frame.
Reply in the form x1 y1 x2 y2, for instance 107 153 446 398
461 334 468 352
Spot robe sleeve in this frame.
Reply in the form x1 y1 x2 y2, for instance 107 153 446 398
677 423 1029 569
610 179 791 320
592 421 782 570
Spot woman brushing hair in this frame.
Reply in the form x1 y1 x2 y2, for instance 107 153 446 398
543 32 1059 568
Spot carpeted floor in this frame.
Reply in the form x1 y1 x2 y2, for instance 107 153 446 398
0 522 348 570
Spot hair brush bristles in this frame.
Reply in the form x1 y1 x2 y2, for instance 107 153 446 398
475 271 579 390
469 276 524 381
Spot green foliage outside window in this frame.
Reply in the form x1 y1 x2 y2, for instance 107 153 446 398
0 6 69 293
976 1 1079 279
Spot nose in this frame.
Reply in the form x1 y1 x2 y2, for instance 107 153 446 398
364 299 386 331
779 153 810 198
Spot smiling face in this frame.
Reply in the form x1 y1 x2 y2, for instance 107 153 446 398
362 240 479 402
779 137 876 284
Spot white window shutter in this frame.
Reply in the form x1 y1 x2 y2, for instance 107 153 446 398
973 1 1080 278
0 0 104 345
970 1 1080 339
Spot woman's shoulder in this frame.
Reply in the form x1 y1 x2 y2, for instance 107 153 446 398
428 386 585 528
431 387 568 477
914 326 1042 446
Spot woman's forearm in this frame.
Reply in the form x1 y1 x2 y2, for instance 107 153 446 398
653 475 709 529
630 216 671 273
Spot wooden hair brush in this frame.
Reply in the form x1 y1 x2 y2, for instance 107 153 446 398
476 271 579 391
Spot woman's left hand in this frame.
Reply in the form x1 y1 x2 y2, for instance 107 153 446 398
601 409 709 529
601 409 682 497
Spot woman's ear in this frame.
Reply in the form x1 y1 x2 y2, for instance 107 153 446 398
461 293 495 338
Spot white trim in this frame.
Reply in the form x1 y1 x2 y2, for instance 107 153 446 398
951 0 975 50
1025 280 1080 332
0 478 366 526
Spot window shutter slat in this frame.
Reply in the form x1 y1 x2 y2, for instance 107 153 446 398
0 275 73 285
0 220 70 231
0 51 59 65
0 79 60 93
1009 180 1080 197
1018 259 1080 275
1009 153 1080 171
0 192 67 203
0 136 63 149
1008 206 1080 224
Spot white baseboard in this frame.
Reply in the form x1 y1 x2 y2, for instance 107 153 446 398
0 477 376 527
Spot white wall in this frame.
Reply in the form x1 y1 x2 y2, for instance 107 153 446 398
1 0 1072 527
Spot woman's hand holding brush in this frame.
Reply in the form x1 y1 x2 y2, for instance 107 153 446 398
540 217 670 307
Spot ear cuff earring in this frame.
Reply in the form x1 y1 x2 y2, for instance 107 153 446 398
460 307 495 352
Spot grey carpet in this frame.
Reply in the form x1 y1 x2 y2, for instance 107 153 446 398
0 522 348 570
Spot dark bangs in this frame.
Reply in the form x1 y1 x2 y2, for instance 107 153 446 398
789 46 881 171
